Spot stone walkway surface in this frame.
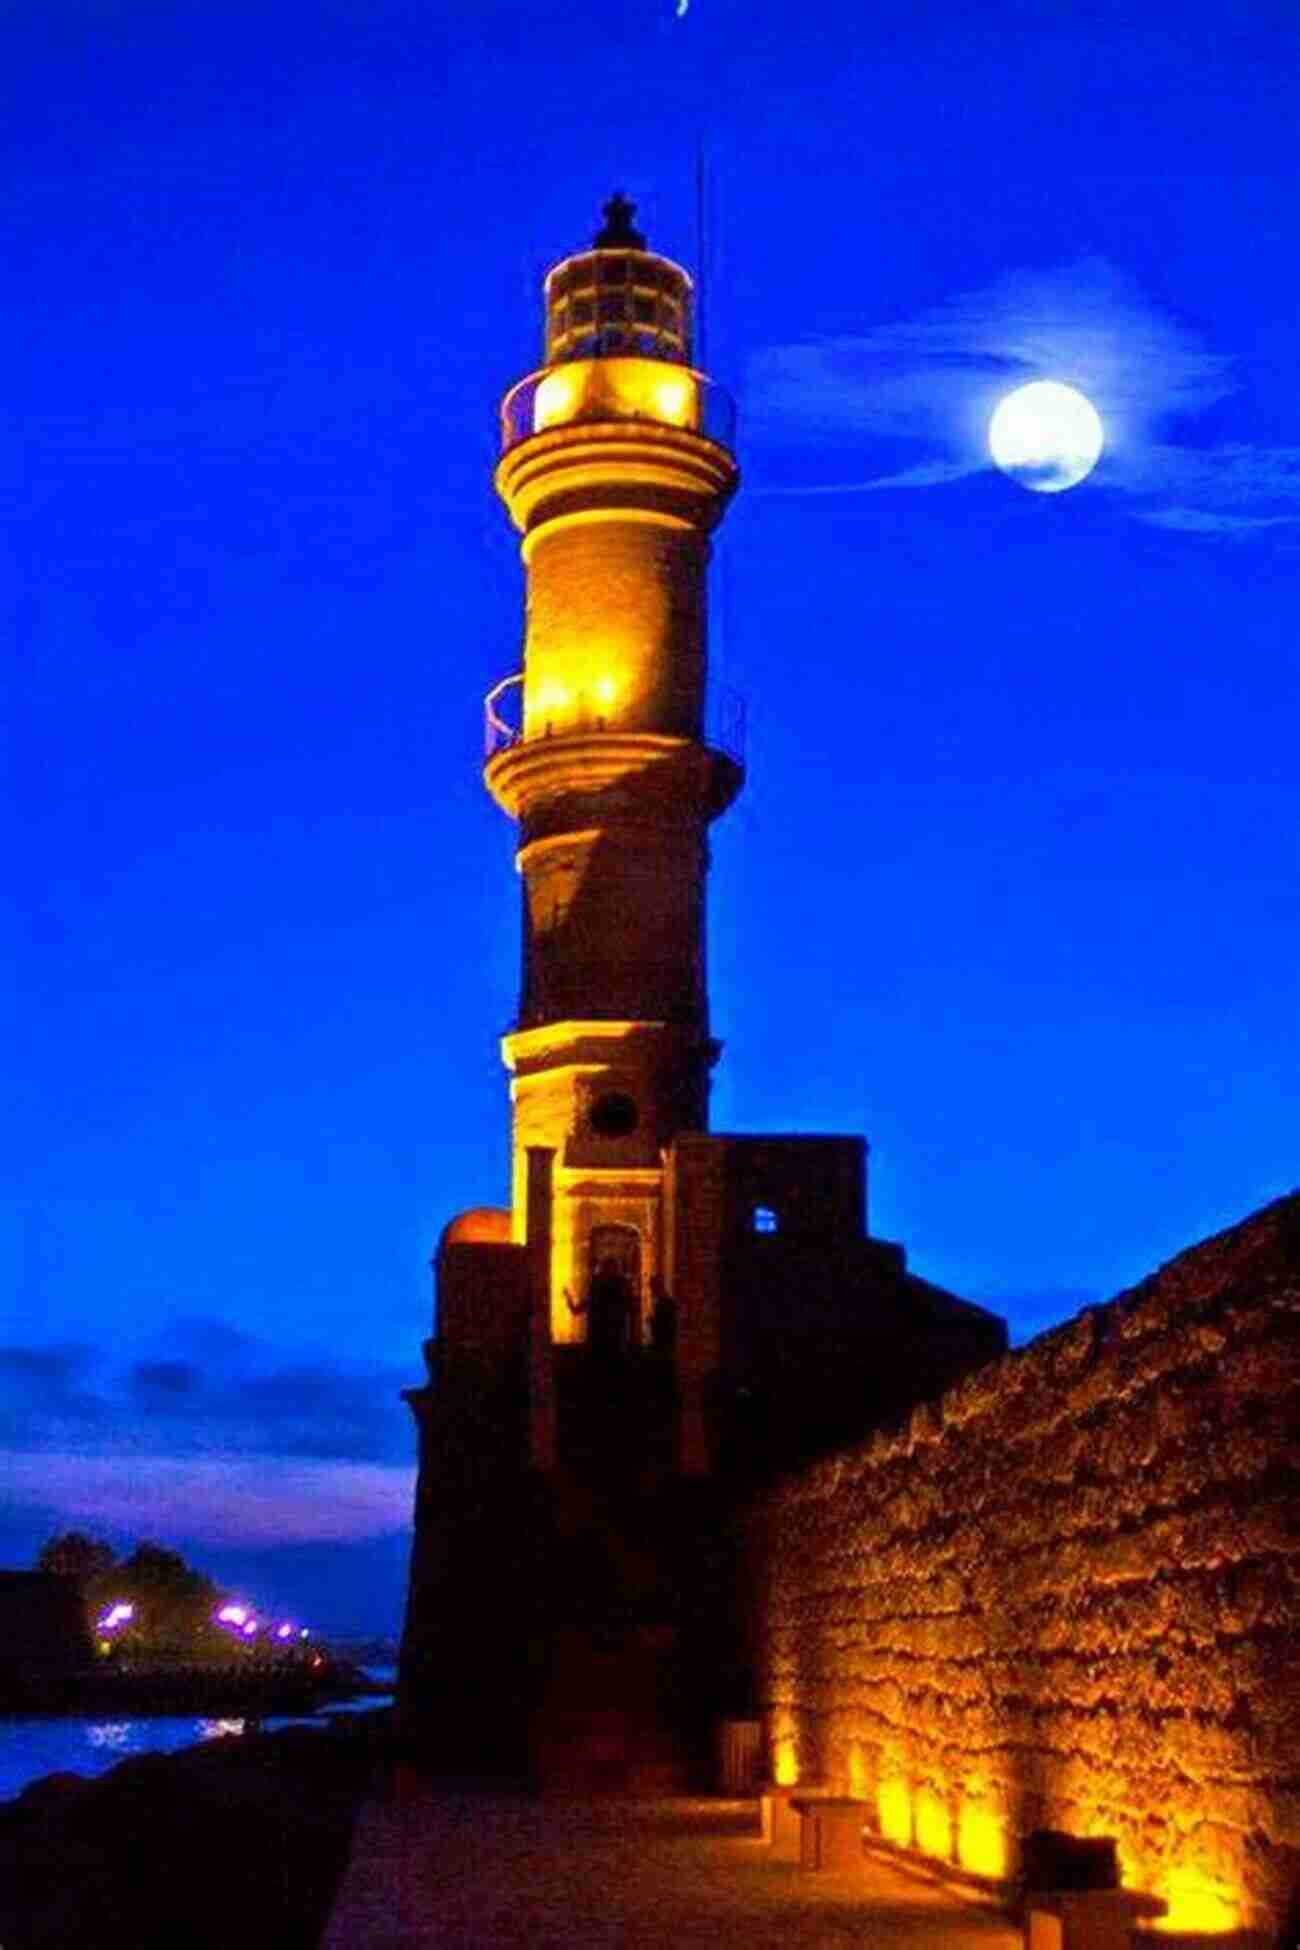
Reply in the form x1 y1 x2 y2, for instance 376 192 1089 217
321 1794 1022 1949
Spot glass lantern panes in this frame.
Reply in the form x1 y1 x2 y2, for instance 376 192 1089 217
544 249 693 365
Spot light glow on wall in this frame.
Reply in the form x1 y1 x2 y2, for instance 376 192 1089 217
878 1778 913 1846
956 1804 1009 1880
914 1787 952 1861
770 1712 800 1787
529 678 572 724
534 368 581 431
649 371 694 425
529 357 702 439
1153 1869 1242 1936
523 648 629 738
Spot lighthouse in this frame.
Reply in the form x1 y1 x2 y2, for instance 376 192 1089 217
396 198 1006 1786
486 192 741 1348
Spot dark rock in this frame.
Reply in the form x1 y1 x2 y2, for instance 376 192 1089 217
0 1711 391 1950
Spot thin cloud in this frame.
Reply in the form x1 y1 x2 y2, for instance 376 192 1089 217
0 1451 414 1547
745 260 1296 535
1114 441 1300 532
754 458 979 496
1 1318 416 1466
1137 506 1300 536
0 1341 114 1438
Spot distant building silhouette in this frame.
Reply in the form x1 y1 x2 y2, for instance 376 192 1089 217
0 1572 94 1703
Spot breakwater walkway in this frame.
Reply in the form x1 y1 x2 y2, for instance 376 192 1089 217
322 1793 1021 1948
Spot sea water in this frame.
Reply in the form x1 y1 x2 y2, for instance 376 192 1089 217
0 1666 397 1803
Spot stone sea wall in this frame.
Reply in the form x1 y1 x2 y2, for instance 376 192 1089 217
751 1193 1300 1939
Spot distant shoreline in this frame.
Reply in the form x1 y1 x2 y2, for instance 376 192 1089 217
0 1660 389 1721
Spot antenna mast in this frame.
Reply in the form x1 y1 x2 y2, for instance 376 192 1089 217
695 138 708 372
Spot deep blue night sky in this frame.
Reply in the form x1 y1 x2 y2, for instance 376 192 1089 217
5 0 1297 1634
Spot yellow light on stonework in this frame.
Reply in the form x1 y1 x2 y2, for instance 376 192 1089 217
771 1725 799 1787
530 678 571 723
1156 1870 1241 1936
603 359 695 428
914 1788 952 1862
529 358 699 439
526 646 625 735
648 371 694 426
847 1745 869 1801
878 1779 913 1846
534 368 581 432
956 1805 1009 1880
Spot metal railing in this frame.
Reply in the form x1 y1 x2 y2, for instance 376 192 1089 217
484 672 524 757
483 672 745 768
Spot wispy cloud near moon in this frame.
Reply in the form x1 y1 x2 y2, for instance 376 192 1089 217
745 259 1297 535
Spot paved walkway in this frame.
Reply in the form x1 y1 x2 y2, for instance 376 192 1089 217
322 1793 1022 1949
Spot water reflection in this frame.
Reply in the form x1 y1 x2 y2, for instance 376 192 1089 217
87 1723 132 1751
1 1668 393 1803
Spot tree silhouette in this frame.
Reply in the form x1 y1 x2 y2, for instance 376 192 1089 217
36 1530 117 1585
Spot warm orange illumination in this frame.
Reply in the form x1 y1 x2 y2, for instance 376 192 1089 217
533 367 581 431
847 1745 869 1801
529 678 572 725
1152 1871 1241 1936
441 1207 512 1248
649 371 694 426
956 1804 1009 1880
770 1713 800 1787
528 357 702 439
914 1787 952 1861
522 646 630 738
877 1779 912 1846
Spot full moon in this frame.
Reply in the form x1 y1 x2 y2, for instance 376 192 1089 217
988 380 1104 493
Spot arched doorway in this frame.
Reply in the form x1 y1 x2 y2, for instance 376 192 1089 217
587 1224 642 1348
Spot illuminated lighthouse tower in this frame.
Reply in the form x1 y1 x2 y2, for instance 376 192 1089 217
397 198 1005 1786
486 192 741 1345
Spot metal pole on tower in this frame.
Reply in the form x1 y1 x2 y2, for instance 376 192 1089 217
695 136 708 373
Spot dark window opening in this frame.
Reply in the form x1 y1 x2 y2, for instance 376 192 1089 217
590 1091 639 1139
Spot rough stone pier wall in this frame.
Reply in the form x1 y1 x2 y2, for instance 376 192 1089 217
751 1193 1300 1940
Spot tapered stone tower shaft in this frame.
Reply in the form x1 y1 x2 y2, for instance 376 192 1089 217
485 195 742 1342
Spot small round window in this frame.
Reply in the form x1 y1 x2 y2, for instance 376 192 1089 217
589 1092 639 1138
